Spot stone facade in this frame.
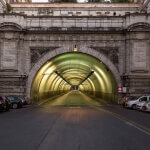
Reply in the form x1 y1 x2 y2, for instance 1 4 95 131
0 3 150 101
0 0 6 13
141 0 150 13
10 3 142 16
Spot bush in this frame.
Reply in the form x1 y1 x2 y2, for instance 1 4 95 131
6 3 11 12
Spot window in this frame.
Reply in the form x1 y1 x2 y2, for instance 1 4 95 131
105 12 110 15
7 96 15 101
96 12 101 15
113 12 116 16
140 97 147 102
76 12 81 15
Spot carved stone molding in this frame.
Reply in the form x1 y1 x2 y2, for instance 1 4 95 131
127 22 150 32
0 22 23 31
30 47 59 67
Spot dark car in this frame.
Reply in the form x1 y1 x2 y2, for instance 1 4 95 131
18 96 28 105
0 96 11 111
6 96 23 109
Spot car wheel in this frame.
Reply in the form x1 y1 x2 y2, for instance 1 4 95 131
19 102 23 108
6 106 9 111
5 103 10 111
132 104 136 109
12 103 18 109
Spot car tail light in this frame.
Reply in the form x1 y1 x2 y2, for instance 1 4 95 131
18 99 21 102
1 97 5 103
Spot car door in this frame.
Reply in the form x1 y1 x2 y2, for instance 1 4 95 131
148 96 150 102
0 96 2 105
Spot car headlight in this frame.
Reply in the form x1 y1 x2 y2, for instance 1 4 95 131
145 103 150 106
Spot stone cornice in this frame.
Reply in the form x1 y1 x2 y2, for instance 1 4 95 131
26 27 124 34
11 3 142 8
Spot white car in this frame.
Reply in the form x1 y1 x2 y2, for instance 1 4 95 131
142 102 150 112
136 97 150 110
125 95 150 109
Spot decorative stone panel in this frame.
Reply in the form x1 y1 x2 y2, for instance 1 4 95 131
89 46 119 70
130 41 149 72
30 47 59 67
0 40 18 71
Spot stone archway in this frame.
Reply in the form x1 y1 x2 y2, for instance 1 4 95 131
26 47 121 100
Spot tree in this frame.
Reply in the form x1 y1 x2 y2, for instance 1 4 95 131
6 3 11 12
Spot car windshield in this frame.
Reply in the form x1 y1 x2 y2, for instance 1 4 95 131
7 96 17 101
18 96 24 100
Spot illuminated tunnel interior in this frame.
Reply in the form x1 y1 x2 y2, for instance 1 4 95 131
31 52 118 105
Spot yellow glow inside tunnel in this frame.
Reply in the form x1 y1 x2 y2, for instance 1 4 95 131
31 52 118 104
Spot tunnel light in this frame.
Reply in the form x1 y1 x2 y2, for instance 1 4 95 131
73 45 78 52
44 65 56 75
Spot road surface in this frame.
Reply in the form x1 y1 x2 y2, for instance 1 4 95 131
0 91 150 150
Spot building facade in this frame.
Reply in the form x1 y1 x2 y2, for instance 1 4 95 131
0 2 150 102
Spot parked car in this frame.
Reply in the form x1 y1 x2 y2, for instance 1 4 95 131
0 96 11 111
136 96 150 110
6 96 23 109
18 96 28 105
142 102 150 112
125 95 150 109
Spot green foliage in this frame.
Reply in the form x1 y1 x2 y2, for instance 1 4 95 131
6 3 12 12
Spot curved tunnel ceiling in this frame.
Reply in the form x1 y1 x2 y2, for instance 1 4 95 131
31 52 117 104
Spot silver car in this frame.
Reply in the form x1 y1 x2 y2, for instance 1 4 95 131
136 96 150 110
126 95 150 109
142 102 150 112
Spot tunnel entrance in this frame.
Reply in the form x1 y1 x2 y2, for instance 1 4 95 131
31 52 118 105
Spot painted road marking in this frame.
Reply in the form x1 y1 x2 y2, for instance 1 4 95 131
125 121 150 136
96 108 150 136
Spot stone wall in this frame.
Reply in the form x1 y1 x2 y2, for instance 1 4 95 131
0 12 150 100
0 0 6 13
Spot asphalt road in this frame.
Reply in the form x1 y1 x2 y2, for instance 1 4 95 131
0 92 150 150
42 91 101 107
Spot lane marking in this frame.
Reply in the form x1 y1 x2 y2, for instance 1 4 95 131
125 121 134 126
96 107 150 136
125 121 150 136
